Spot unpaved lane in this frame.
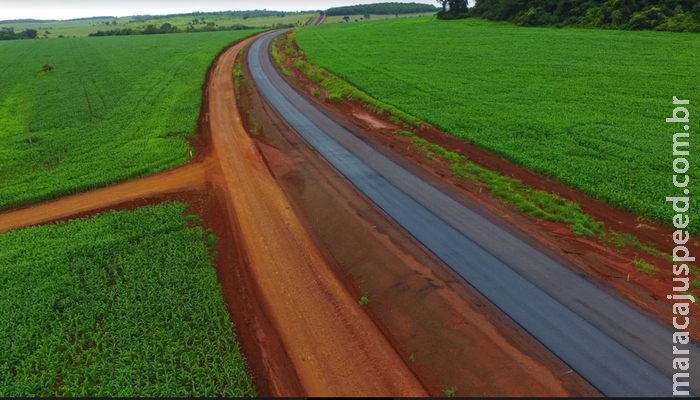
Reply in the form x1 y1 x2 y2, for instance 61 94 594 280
0 161 211 233
208 39 428 397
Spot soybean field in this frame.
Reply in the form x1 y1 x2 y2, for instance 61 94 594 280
296 18 700 233
0 203 255 397
0 29 259 211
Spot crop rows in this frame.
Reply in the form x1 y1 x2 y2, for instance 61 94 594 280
296 18 699 233
0 203 255 397
0 29 260 211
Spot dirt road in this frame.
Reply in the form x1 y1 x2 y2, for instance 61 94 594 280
207 38 427 397
0 161 212 233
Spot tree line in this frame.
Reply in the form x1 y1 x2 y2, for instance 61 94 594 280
0 28 38 40
459 0 700 31
129 10 306 22
87 22 294 37
325 2 438 16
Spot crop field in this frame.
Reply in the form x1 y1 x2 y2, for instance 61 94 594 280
126 13 316 32
0 13 311 38
0 29 260 211
0 203 255 397
296 18 700 234
323 12 436 24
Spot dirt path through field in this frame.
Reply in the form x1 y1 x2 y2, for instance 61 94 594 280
207 39 427 397
0 160 213 233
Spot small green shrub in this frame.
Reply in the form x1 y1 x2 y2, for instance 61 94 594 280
633 258 658 277
327 93 343 103
359 295 370 307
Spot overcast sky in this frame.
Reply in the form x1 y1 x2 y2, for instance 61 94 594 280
1 0 439 21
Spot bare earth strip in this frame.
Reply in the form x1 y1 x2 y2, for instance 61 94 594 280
0 160 211 233
0 35 427 396
207 39 427 397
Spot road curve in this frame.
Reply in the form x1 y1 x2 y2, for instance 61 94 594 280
207 36 428 397
248 30 700 397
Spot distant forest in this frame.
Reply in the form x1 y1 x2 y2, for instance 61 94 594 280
325 2 439 16
469 0 700 31
88 21 294 37
129 10 307 22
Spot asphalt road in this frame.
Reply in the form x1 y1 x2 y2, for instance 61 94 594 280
248 30 700 397
307 13 322 26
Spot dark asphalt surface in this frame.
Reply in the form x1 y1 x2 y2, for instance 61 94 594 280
248 30 700 397
307 13 322 26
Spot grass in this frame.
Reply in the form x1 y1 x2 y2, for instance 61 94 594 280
296 18 700 235
444 387 457 397
395 131 605 237
359 295 370 307
275 30 421 127
323 12 436 24
633 258 659 276
0 30 260 211
271 35 291 77
0 203 255 396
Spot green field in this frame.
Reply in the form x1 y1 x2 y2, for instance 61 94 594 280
0 13 311 38
296 18 700 233
0 29 260 211
0 203 255 396
323 12 436 24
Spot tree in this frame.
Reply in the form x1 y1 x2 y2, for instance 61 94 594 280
447 0 468 14
364 13 371 20
112 20 117 25
436 0 449 13
343 15 350 22
23 29 37 39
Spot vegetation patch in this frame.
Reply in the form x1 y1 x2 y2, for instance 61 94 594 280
632 257 659 276
0 203 255 397
359 295 370 307
469 0 700 32
273 30 421 127
396 130 604 237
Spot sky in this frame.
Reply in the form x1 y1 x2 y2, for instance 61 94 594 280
1 0 438 21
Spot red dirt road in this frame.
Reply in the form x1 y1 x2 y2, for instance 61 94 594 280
0 161 211 233
207 39 427 397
